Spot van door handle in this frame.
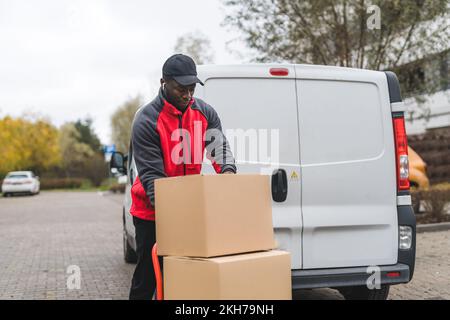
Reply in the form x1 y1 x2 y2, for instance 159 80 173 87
272 169 288 202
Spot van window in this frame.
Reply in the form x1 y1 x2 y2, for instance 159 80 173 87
297 80 384 165
204 78 300 165
7 174 28 179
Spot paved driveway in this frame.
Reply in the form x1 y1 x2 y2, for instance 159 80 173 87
0 191 134 299
0 191 448 300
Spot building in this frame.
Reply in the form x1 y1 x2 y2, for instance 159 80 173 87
396 49 450 184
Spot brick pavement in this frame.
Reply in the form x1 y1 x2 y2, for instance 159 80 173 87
295 229 450 299
0 191 134 300
0 191 448 300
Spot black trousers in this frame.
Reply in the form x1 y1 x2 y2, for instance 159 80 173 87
129 216 164 300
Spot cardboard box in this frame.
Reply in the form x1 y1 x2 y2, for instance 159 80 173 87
155 174 275 257
163 250 292 300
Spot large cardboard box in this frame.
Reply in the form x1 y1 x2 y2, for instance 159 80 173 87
155 174 275 257
163 250 292 300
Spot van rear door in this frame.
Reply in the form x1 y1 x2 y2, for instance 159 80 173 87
198 66 304 269
295 66 398 269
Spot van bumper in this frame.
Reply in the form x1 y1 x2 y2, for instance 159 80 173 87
291 263 410 290
1 184 35 193
397 204 416 281
292 204 416 290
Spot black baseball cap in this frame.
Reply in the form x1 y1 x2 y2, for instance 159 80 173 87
162 54 204 86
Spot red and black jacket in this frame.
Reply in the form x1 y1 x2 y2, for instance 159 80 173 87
130 88 236 221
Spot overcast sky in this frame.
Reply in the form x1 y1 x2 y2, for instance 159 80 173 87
0 0 249 144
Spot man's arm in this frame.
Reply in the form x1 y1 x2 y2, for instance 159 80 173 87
132 111 166 207
204 107 237 174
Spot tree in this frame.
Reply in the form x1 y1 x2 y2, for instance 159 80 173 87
174 31 215 64
84 153 109 187
0 116 61 177
110 95 142 153
74 117 102 153
224 1 448 69
58 123 95 178
27 118 62 174
58 122 108 185
223 0 449 121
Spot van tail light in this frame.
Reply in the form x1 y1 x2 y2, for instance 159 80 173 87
393 115 410 191
270 68 289 76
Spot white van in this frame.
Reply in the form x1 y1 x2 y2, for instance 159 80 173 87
114 64 416 300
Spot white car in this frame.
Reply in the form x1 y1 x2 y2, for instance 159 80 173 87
1 171 40 197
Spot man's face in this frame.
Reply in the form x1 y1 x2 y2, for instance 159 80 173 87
161 78 196 110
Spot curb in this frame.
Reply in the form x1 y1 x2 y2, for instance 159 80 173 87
417 222 450 233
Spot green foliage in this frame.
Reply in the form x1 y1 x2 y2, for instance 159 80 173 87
58 123 95 176
0 116 61 178
108 183 126 193
74 117 102 153
223 0 449 122
39 178 86 190
411 183 450 224
58 122 108 186
174 31 215 64
223 0 449 69
0 114 108 187
83 153 109 187
110 95 142 154
99 178 126 193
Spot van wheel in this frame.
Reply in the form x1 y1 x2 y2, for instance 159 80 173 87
338 285 390 300
123 216 137 263
2 193 8 197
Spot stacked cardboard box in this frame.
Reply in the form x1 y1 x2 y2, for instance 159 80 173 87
155 174 292 300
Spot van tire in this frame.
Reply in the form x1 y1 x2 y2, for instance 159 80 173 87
123 215 137 263
338 285 390 300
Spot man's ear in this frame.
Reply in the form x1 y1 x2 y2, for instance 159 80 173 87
160 78 165 90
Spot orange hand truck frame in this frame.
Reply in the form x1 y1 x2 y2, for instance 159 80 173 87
152 243 164 300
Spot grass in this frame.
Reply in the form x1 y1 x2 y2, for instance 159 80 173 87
1 178 122 195
43 178 123 193
44 188 100 192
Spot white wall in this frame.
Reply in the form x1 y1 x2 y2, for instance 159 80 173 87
405 89 450 135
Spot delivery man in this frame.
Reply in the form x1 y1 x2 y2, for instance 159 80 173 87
129 54 237 300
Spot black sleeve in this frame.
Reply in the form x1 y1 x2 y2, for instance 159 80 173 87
131 111 166 207
205 107 237 174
